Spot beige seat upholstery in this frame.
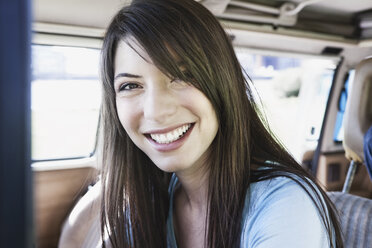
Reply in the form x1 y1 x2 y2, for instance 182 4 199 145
343 57 372 163
342 57 372 192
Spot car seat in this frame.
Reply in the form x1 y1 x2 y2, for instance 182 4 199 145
326 57 372 248
342 57 372 192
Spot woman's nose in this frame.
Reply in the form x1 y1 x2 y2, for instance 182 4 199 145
143 87 177 123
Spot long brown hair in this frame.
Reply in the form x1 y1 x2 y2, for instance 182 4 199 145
100 0 343 247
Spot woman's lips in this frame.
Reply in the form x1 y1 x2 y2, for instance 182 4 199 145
145 123 195 152
149 123 192 144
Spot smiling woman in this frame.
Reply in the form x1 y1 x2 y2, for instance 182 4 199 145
114 40 218 173
91 0 346 247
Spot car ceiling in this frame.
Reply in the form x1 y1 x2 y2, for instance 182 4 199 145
32 0 372 61
212 0 372 39
33 0 372 39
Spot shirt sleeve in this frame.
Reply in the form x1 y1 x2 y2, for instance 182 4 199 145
241 177 330 248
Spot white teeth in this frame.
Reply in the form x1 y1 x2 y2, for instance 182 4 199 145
150 124 191 144
160 134 166 143
172 129 179 138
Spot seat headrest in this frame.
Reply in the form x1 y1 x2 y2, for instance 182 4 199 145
343 57 372 162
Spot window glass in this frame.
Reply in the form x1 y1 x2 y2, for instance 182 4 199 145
333 70 355 142
31 45 101 161
235 48 338 160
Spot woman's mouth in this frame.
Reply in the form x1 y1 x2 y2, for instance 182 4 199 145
149 123 193 144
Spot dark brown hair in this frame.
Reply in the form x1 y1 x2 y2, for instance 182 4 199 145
100 0 343 247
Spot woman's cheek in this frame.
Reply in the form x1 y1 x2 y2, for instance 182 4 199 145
116 99 141 136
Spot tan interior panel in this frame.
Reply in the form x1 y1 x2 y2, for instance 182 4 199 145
34 166 98 248
317 152 372 198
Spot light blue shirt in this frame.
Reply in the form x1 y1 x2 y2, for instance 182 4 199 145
167 174 331 247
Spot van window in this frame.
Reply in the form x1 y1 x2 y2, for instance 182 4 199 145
333 69 355 143
31 45 101 161
235 48 338 160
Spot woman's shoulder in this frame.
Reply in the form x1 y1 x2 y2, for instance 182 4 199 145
59 180 102 248
241 175 330 248
246 175 315 210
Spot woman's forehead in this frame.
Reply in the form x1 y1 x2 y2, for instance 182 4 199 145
116 37 152 63
114 36 187 76
121 35 184 61
114 39 153 77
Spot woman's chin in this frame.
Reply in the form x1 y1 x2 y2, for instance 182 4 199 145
153 162 187 173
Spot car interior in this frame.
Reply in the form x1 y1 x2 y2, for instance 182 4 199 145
3 0 372 247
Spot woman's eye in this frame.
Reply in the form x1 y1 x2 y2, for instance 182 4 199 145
170 78 184 84
118 83 140 91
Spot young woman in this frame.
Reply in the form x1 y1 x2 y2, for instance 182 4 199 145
100 0 343 247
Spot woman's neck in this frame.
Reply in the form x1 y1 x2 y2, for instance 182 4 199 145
175 168 209 209
173 165 210 248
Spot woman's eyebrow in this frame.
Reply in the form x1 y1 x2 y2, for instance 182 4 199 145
114 72 142 80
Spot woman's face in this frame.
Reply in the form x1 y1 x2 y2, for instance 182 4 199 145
114 39 218 173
